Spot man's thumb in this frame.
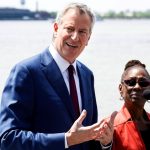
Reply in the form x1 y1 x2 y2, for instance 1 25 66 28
109 111 117 126
77 109 87 125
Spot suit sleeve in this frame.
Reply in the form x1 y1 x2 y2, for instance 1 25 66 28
0 64 65 150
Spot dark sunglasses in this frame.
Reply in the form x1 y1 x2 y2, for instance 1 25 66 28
123 77 150 88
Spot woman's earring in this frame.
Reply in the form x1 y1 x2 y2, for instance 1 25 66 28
119 96 124 101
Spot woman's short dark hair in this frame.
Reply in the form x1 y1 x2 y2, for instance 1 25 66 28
124 60 146 71
121 60 149 82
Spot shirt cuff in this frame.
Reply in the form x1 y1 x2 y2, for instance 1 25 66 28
100 142 112 150
65 133 69 149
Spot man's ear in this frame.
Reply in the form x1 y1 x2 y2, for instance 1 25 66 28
85 34 91 46
54 23 58 32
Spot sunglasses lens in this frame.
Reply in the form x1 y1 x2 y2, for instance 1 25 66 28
124 78 150 87
124 79 136 86
139 80 150 87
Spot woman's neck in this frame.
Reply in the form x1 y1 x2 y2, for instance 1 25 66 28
126 102 144 121
126 102 150 131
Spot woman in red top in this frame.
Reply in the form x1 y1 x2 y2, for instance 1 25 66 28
112 60 150 150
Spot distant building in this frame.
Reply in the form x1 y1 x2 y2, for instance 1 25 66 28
0 8 55 20
0 8 34 20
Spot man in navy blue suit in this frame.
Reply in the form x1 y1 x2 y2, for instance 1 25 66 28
0 3 115 150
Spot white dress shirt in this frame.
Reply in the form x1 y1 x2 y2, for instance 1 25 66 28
49 44 82 112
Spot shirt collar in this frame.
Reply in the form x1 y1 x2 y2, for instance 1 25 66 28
49 43 77 74
114 104 150 127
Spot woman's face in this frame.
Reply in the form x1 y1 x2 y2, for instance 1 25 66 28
119 66 150 108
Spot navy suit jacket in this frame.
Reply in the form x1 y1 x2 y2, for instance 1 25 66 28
0 48 100 150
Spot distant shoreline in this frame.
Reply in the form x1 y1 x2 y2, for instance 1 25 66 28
1 7 150 21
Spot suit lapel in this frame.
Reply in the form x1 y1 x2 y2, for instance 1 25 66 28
40 49 76 120
77 63 91 124
78 64 89 109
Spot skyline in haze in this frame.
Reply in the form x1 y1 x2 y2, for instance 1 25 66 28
0 0 150 12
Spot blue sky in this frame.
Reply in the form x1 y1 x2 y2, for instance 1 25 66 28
0 0 150 12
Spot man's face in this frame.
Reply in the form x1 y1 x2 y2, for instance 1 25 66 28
53 8 92 63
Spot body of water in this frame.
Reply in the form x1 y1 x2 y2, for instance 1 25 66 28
0 19 150 119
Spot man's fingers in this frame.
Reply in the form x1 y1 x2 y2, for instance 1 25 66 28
77 109 87 125
92 119 105 131
109 111 117 126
